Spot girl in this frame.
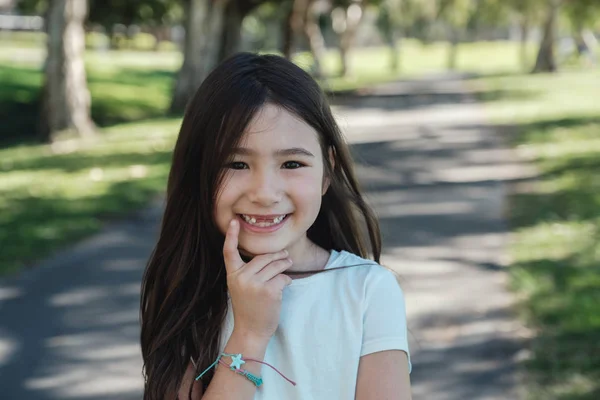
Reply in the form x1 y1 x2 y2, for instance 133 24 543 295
140 52 411 400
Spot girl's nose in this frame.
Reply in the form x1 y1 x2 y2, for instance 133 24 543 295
248 170 282 205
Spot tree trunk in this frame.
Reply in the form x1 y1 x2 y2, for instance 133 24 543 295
519 18 530 70
281 1 295 59
447 27 459 70
218 1 243 62
202 0 229 73
339 39 348 77
387 29 399 72
286 0 325 75
532 0 559 73
169 0 212 114
303 0 326 78
152 26 168 52
41 0 95 142
337 3 364 77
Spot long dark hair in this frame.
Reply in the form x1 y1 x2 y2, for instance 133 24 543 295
140 53 382 399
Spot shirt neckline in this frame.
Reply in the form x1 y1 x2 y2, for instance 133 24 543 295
287 249 341 287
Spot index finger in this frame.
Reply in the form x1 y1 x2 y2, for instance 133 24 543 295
223 219 244 273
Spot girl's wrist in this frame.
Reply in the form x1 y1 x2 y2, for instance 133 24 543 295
228 329 270 357
223 329 270 381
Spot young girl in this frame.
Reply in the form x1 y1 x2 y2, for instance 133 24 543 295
140 52 412 400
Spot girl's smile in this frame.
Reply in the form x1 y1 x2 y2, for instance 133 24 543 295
237 213 291 232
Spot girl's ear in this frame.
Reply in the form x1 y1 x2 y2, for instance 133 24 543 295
322 147 335 196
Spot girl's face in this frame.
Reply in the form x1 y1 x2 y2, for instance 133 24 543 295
214 104 329 259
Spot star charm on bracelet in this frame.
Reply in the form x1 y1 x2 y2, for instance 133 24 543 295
229 353 246 370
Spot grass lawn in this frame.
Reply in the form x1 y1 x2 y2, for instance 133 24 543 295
0 119 179 275
468 69 600 399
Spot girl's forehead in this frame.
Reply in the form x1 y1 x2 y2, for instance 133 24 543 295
240 104 321 149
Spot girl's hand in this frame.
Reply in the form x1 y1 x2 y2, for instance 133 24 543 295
223 219 293 341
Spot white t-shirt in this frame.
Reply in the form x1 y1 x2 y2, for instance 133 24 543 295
216 249 411 399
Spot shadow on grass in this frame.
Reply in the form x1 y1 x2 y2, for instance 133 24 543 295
0 65 43 145
510 116 600 145
507 115 600 398
512 257 600 399
328 84 541 111
0 65 177 147
0 172 168 275
509 116 600 228
7 145 173 173
86 67 176 126
87 67 175 88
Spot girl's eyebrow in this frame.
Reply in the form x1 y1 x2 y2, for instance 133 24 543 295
232 147 315 157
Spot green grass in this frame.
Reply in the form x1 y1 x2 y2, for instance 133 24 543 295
469 69 600 399
0 119 180 275
297 39 537 91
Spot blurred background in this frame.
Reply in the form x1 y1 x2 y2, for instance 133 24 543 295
0 0 598 399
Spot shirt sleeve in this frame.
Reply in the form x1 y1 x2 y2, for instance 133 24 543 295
361 267 412 373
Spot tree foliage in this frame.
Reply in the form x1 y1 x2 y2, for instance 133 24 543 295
88 0 183 28
563 0 600 30
17 0 183 26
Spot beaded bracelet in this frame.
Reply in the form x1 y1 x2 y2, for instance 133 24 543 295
228 361 264 387
195 352 296 387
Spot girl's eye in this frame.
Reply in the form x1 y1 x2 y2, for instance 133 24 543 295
282 161 304 169
227 161 248 170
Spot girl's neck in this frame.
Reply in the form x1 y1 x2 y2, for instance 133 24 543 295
284 237 331 279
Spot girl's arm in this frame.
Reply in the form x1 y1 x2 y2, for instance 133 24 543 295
176 330 270 400
175 220 291 399
355 350 412 400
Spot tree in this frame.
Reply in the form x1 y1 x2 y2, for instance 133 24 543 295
281 0 295 59
169 0 215 113
563 0 600 32
280 0 328 78
532 0 561 73
563 0 600 63
41 0 95 142
87 0 182 49
376 0 432 72
506 0 540 69
435 0 475 70
376 0 401 72
170 0 271 113
331 0 367 77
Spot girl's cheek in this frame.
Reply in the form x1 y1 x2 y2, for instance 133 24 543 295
288 169 323 186
218 171 245 193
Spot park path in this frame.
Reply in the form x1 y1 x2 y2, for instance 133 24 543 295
0 74 530 399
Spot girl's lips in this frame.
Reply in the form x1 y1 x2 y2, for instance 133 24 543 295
237 213 290 233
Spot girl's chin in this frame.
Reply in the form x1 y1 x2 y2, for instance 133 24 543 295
238 244 286 259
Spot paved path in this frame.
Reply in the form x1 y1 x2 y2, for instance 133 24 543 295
0 74 530 399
